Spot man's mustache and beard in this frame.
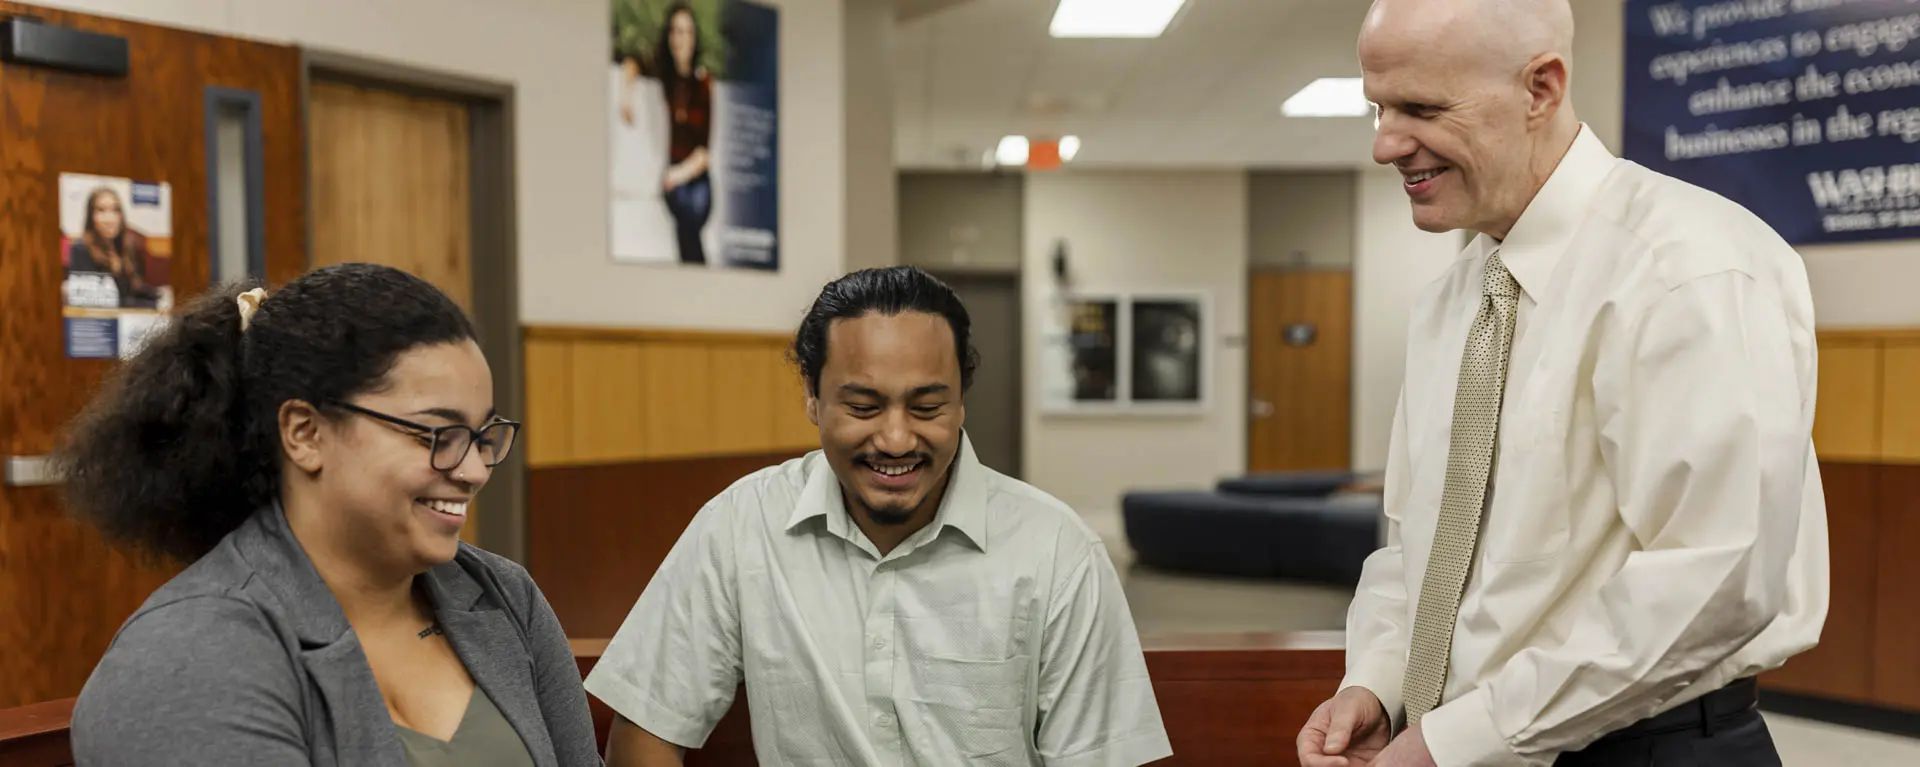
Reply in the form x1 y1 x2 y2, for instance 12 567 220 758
855 449 938 526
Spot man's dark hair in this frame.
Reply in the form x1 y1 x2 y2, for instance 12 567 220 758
790 266 979 395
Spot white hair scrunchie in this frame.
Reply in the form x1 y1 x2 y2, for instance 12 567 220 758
236 288 268 332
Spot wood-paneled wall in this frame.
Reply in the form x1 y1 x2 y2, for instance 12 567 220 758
529 451 803 637
1872 466 1920 712
1810 330 1920 463
1762 330 1920 714
522 327 817 467
522 326 818 637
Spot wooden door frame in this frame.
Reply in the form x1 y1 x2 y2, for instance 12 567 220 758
299 49 527 562
1245 265 1356 473
922 266 1024 480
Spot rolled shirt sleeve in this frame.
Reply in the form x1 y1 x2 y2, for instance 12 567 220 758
1035 543 1173 767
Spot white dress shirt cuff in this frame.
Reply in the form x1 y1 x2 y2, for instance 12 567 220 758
1338 661 1407 731
1419 687 1534 767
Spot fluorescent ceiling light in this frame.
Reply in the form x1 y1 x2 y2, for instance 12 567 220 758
1059 135 1081 162
1050 0 1187 38
995 135 1030 165
1282 77 1371 118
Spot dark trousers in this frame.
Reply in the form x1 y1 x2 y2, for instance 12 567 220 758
1554 679 1781 766
665 172 712 265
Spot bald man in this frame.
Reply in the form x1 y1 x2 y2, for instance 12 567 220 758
1296 1 1828 765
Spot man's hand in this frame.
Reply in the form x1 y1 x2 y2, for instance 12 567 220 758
1298 686 1392 766
1372 720 1438 767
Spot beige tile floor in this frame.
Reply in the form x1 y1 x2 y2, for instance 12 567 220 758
1080 506 1920 766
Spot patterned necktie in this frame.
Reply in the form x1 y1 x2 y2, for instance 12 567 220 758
1402 249 1520 727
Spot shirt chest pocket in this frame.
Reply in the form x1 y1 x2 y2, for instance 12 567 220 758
898 604 1033 761
906 654 1030 762
1482 399 1572 564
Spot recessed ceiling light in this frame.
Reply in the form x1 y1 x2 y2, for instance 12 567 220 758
1050 0 1187 39
1282 77 1371 118
995 135 1030 166
1059 135 1081 162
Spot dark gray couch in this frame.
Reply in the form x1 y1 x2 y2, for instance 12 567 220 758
1121 475 1381 586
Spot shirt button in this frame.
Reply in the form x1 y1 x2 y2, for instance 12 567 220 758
872 635 887 651
875 712 894 728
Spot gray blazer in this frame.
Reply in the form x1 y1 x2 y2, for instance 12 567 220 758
70 505 603 767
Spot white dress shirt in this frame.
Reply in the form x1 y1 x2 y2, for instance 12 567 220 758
1341 125 1830 766
584 436 1173 767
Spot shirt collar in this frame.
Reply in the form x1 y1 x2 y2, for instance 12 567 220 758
1474 123 1617 301
785 432 991 553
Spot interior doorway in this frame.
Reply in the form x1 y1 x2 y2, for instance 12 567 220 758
309 80 474 306
303 52 524 558
1247 269 1352 472
932 271 1023 479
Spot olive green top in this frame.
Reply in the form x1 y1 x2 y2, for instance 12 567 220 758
396 688 538 767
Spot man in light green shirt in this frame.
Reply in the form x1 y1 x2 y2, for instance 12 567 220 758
587 266 1172 767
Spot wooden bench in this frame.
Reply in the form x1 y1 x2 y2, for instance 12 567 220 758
2 631 1345 766
0 697 75 767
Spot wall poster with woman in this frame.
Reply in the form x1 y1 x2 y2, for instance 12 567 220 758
610 0 780 271
59 172 173 359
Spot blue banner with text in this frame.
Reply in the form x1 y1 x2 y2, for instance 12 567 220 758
1624 0 1920 245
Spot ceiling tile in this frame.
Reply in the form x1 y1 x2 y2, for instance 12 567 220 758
893 0 1384 167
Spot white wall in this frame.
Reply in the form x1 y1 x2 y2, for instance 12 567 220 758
1351 169 1459 472
1022 171 1249 514
1248 170 1358 269
42 0 848 332
842 0 896 273
899 172 1024 272
1572 0 1919 327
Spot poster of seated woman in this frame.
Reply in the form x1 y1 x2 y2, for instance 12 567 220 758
610 0 780 271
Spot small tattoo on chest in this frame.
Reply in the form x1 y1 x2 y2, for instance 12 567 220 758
418 623 445 640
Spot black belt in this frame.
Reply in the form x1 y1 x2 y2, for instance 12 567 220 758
1589 678 1760 745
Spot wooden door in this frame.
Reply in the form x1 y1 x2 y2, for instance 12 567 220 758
308 80 479 543
0 2 306 707
309 81 473 309
1247 270 1352 472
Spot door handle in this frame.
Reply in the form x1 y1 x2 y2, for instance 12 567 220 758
5 455 63 487
1250 398 1275 418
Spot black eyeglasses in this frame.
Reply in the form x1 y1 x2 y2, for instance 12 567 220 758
327 400 521 472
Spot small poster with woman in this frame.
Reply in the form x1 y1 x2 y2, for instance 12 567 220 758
59 172 173 359
610 0 780 271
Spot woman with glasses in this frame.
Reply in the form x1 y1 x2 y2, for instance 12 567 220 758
58 263 600 767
